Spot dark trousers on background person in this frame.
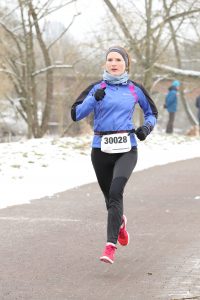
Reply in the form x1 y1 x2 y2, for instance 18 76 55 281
198 108 200 122
91 147 138 245
166 112 176 133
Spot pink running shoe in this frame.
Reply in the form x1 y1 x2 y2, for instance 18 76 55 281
100 243 117 264
118 215 129 246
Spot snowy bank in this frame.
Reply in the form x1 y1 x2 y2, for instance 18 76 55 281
0 133 200 210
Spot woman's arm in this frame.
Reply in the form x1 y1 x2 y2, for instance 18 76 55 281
136 85 158 133
71 81 100 121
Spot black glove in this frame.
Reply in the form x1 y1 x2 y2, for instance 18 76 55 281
135 125 149 141
94 88 106 101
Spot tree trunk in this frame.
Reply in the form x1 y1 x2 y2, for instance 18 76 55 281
163 0 197 125
29 2 54 137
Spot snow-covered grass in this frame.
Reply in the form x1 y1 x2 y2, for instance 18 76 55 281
0 132 200 210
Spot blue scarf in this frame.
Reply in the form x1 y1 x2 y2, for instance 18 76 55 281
103 70 129 85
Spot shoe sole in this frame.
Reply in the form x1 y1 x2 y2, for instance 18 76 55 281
100 256 114 264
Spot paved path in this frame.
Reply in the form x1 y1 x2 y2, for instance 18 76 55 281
0 158 200 300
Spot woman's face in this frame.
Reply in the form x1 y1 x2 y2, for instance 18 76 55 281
105 52 126 76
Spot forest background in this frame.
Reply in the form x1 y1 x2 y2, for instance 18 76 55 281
0 0 200 142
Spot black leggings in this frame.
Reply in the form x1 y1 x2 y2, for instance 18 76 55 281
91 147 138 244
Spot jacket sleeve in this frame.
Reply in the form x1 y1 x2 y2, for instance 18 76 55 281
133 81 158 134
71 82 98 121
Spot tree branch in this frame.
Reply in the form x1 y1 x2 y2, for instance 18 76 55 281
152 8 200 34
154 63 200 78
47 13 81 50
6 96 28 123
32 64 73 76
103 0 143 62
38 0 77 20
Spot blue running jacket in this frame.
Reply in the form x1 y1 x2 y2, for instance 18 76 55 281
71 80 158 148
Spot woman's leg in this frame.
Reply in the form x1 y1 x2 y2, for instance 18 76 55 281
107 148 138 244
91 147 138 245
91 148 114 209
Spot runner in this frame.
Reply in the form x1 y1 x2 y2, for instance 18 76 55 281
71 46 158 264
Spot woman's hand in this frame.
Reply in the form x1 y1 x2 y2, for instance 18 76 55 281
135 126 149 141
94 88 106 101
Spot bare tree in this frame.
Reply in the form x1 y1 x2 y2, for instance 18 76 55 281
103 0 200 125
0 0 79 138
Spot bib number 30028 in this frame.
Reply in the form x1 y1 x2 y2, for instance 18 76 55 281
101 133 131 154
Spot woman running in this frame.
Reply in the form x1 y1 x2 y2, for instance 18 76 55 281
71 46 158 264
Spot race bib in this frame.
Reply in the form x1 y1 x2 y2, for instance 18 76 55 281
101 133 131 154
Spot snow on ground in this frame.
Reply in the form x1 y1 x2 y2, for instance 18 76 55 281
0 132 200 210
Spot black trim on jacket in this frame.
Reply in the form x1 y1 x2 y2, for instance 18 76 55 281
130 80 158 119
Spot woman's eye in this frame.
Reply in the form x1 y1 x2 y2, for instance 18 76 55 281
107 58 121 62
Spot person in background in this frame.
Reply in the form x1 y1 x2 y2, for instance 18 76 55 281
195 94 200 133
165 80 180 134
71 46 158 264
